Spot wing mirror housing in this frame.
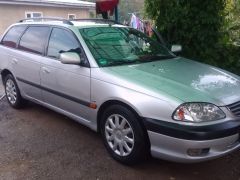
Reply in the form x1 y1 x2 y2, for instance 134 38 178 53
60 52 81 65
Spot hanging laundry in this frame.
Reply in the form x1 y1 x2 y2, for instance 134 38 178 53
130 14 138 29
145 21 153 37
130 14 153 37
130 14 143 31
96 0 119 19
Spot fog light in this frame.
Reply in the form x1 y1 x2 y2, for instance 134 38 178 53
187 148 210 157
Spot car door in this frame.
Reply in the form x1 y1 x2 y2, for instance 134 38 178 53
40 27 91 123
14 26 50 101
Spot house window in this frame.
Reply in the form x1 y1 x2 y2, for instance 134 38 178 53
89 10 95 18
68 14 76 20
25 12 43 19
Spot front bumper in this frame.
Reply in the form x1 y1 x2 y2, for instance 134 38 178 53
143 118 240 163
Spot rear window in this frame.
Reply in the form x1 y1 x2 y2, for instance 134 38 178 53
1 26 26 48
18 26 50 55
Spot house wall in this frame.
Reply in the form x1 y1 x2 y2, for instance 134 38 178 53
0 4 93 35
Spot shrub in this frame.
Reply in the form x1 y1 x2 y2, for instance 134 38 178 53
145 0 240 75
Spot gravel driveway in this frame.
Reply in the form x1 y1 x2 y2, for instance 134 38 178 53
0 92 239 179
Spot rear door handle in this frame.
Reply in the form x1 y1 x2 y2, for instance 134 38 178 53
42 67 50 74
12 58 18 64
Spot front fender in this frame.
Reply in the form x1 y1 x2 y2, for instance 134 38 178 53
91 78 181 124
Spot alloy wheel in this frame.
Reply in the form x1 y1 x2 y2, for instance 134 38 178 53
5 79 17 105
105 114 135 156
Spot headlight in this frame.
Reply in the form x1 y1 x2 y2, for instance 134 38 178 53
173 103 226 123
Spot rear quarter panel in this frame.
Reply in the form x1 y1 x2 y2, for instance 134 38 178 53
0 45 14 77
0 24 17 78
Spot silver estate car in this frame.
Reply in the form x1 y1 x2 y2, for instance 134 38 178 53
0 18 240 164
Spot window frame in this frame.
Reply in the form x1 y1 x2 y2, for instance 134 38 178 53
25 11 43 19
46 26 90 68
68 14 76 20
17 25 51 56
0 25 27 50
1 24 90 68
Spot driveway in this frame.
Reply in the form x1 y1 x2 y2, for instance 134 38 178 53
0 96 239 179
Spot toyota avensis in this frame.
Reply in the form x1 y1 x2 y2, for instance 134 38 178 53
0 18 240 164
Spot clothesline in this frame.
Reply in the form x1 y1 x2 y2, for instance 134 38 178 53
129 13 153 37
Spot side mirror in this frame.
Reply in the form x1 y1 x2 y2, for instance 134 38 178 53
60 52 81 65
171 45 182 53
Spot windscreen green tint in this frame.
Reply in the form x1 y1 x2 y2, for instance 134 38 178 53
79 27 174 67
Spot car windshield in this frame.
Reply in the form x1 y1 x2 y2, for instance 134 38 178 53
79 27 175 67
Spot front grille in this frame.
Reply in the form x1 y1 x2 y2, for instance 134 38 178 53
227 101 240 117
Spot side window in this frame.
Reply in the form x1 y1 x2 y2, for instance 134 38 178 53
47 28 80 59
19 26 49 55
1 26 27 48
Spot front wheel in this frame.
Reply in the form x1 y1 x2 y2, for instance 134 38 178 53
100 105 149 165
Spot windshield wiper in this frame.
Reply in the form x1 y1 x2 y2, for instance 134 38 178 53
103 55 175 67
139 55 175 62
107 60 138 66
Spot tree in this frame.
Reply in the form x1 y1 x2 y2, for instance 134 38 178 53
225 0 240 45
145 0 240 75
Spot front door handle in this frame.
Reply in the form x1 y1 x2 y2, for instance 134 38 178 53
42 67 50 74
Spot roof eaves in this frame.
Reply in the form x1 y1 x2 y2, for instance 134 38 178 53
0 0 96 9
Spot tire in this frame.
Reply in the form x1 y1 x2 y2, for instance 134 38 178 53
100 104 149 165
4 74 26 109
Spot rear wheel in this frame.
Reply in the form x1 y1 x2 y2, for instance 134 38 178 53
100 105 149 165
4 74 26 108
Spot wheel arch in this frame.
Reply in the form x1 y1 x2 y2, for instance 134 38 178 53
97 99 150 148
1 69 13 82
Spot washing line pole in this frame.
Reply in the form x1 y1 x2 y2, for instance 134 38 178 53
115 5 119 22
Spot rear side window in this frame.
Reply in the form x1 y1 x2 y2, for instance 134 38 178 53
1 26 26 48
47 28 80 59
19 26 49 55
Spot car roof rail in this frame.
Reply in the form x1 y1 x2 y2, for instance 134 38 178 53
72 18 123 25
18 17 74 25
